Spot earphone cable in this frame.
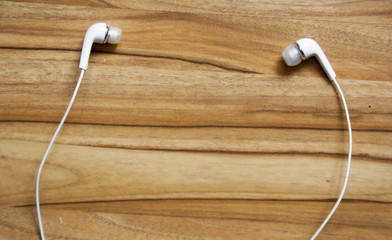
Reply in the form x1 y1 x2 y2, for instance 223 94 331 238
36 69 86 240
34 70 351 240
310 78 352 240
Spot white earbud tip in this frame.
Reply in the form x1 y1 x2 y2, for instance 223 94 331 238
282 44 302 66
107 27 122 44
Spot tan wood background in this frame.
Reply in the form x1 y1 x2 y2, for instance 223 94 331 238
0 0 391 239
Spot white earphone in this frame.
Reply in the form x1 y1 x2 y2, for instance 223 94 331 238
35 23 122 240
79 23 122 70
282 38 352 240
282 38 336 80
36 26 352 240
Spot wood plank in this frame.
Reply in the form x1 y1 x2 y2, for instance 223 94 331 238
0 137 390 206
1 49 391 130
0 200 391 239
7 0 392 23
0 2 391 80
1 122 391 161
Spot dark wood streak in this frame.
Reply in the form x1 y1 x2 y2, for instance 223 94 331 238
0 46 260 74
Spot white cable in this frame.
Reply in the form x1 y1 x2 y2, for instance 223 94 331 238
34 71 351 240
36 69 85 240
310 78 352 240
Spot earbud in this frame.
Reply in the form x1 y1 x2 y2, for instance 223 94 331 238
79 23 122 70
282 38 336 80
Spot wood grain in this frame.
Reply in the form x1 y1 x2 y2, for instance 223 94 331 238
1 201 391 240
1 1 391 80
1 131 391 206
1 49 391 130
0 0 391 239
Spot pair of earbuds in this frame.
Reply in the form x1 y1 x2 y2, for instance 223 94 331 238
37 23 351 240
81 23 335 79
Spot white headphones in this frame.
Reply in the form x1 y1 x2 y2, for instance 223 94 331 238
282 38 352 239
36 23 352 240
79 23 122 70
282 38 336 80
35 23 122 240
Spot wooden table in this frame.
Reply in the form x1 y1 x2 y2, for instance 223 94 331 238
1 1 391 239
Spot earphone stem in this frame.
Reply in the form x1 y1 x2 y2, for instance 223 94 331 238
296 38 336 81
79 40 93 70
78 23 109 70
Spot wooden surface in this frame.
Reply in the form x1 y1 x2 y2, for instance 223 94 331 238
0 0 391 239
